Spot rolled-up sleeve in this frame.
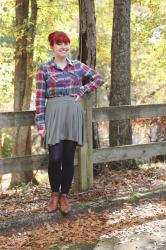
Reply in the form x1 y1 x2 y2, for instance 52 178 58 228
35 65 46 131
77 62 105 97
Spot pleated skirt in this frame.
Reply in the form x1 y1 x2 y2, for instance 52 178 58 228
44 96 84 149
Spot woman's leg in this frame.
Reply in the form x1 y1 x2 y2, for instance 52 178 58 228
48 141 63 192
59 140 76 214
61 140 77 194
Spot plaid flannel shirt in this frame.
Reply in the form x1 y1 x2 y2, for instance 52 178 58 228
35 58 105 130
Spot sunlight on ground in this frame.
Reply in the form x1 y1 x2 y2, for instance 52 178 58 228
0 171 49 192
35 170 49 185
0 173 11 192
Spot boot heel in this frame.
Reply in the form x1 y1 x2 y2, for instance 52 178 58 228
47 192 60 213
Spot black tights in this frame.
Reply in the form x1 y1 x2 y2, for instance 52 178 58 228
48 140 77 194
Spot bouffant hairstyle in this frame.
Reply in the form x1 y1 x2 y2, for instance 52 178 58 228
48 31 70 47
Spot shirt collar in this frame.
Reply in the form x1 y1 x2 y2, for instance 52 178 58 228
49 57 73 68
66 57 74 66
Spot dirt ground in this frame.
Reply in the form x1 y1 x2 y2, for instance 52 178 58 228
0 163 166 249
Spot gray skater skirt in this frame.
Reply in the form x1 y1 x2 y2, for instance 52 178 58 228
44 96 84 149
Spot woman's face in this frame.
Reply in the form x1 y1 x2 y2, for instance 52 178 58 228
52 42 70 58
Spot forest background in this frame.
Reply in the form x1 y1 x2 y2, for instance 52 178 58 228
0 0 165 108
0 0 165 186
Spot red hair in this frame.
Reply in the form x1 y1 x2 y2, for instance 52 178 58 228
48 31 70 47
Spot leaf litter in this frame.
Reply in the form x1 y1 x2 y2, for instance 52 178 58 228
0 163 166 249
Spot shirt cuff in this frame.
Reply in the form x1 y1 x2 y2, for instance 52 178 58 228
37 125 45 131
77 87 85 97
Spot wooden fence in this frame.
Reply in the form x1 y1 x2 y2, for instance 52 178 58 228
0 96 166 192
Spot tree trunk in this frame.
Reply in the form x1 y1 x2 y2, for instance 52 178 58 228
23 0 38 185
10 0 38 187
78 0 100 148
0 129 2 185
109 0 134 168
0 129 2 159
14 0 29 112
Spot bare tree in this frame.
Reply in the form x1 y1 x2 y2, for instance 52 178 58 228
10 0 38 186
109 0 134 168
78 0 100 148
0 129 2 185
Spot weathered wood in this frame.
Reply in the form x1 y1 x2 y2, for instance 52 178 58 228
93 104 166 121
93 141 166 163
0 104 166 192
0 154 48 175
1 141 165 175
0 111 35 128
74 95 93 192
0 153 78 175
0 104 166 128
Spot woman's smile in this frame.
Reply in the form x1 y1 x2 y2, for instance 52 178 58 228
52 42 70 57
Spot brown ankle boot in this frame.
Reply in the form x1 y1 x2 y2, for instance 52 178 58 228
47 192 60 213
59 194 71 214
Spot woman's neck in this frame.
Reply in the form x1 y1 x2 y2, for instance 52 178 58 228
54 55 67 69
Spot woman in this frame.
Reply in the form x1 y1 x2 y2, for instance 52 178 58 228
35 31 105 214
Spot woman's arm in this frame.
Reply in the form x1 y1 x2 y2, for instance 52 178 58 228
35 64 46 132
77 62 105 97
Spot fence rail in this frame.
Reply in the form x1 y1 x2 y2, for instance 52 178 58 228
0 141 166 175
0 101 166 191
0 104 166 128
93 104 166 121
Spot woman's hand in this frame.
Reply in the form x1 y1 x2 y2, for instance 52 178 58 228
75 95 81 102
38 129 46 138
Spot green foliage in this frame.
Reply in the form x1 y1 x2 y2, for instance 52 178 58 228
0 0 15 108
131 0 166 104
18 182 31 192
0 0 165 109
131 192 142 200
2 136 12 158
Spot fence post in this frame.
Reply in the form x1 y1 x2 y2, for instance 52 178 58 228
74 94 93 192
